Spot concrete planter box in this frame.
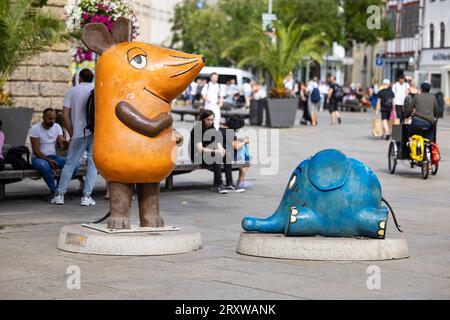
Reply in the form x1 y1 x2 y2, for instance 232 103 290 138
0 107 33 146
266 98 298 128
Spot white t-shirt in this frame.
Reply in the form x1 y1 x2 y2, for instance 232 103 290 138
307 81 319 94
284 79 294 91
243 82 252 97
392 82 410 106
63 82 94 139
29 122 63 157
201 82 224 108
189 82 199 95
254 89 267 100
319 83 329 95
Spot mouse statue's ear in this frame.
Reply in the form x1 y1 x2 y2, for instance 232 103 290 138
81 23 115 55
111 17 131 44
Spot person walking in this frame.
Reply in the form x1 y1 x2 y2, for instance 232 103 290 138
369 80 379 110
51 68 97 206
319 80 329 112
202 72 225 129
375 79 396 140
307 77 320 126
298 82 310 125
392 75 410 123
327 76 342 125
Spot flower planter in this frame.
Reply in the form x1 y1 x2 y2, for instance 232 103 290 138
266 98 298 128
0 107 33 146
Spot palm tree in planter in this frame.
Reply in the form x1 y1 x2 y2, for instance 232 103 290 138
0 0 65 146
224 20 327 127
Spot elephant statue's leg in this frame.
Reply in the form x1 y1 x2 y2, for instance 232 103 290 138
108 182 133 229
355 207 389 239
136 182 164 227
284 206 324 236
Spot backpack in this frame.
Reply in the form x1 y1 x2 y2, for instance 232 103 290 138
333 84 344 101
85 89 95 133
5 146 32 170
403 95 413 114
310 87 321 103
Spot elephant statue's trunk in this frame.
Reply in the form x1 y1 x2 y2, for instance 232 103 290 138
241 207 286 233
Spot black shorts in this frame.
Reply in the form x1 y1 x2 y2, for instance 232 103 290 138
328 101 338 113
380 109 392 120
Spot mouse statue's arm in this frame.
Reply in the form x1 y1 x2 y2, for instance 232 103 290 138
115 101 173 138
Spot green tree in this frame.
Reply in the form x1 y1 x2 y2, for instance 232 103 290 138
274 0 343 46
0 0 66 92
171 0 231 66
224 20 327 97
342 0 394 47
274 0 394 49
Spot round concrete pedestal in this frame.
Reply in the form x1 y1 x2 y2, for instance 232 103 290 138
236 233 409 261
57 224 202 256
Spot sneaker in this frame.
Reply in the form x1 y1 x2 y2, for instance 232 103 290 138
225 184 245 193
385 134 391 141
238 181 252 189
81 196 96 206
214 185 229 194
51 193 64 205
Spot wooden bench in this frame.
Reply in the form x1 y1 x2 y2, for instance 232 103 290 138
165 160 250 190
0 161 249 200
0 165 87 200
171 107 250 122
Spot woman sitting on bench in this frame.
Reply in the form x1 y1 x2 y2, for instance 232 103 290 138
189 110 244 194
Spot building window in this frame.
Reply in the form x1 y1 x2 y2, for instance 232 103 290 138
431 74 441 89
400 5 419 38
387 10 397 35
441 23 446 48
430 24 435 48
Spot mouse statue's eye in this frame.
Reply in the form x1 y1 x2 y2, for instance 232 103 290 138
127 47 147 69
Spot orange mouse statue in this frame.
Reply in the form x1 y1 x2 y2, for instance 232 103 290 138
82 17 204 229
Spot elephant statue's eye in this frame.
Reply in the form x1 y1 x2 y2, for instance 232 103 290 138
289 175 296 189
127 47 147 69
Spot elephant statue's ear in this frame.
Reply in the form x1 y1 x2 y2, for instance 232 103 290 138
307 149 351 191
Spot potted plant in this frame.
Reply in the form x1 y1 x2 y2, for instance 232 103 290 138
0 0 66 146
224 20 326 128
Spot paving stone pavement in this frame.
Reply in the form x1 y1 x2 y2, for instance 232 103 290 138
1 110 449 300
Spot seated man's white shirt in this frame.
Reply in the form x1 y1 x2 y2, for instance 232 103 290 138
29 122 63 158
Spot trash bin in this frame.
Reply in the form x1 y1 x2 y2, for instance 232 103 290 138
249 99 263 125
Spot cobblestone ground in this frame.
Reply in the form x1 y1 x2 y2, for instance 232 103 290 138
1 110 449 299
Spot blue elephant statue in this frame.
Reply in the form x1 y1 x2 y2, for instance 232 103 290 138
242 149 398 239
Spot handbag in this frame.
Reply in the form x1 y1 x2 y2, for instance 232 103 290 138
372 118 382 137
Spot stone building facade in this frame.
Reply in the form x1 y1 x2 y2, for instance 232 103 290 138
5 0 72 123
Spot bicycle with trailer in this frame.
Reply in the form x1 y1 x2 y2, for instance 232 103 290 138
388 123 440 179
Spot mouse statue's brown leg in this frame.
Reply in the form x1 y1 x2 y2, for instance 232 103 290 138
108 182 133 229
136 182 164 227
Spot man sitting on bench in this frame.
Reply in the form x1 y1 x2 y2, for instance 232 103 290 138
29 108 76 199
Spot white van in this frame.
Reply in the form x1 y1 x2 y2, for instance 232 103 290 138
197 66 257 89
